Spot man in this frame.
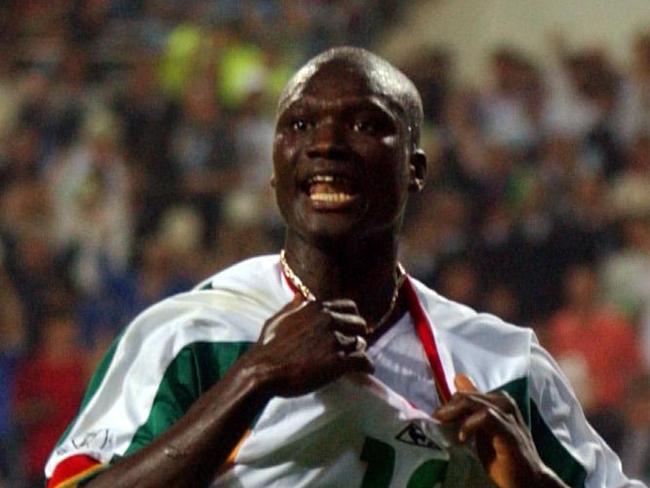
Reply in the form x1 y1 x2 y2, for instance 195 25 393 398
46 47 641 487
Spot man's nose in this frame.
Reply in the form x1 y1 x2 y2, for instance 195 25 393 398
306 118 349 160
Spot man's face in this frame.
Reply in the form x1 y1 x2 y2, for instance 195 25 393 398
273 62 418 243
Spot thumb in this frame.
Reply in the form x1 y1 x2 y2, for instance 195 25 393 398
275 293 304 316
260 294 306 345
287 292 304 307
454 373 479 393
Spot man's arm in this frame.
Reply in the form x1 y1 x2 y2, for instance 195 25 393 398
79 298 371 488
81 351 270 487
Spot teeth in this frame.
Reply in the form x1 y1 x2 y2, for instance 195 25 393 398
310 193 353 203
305 174 357 201
309 175 335 184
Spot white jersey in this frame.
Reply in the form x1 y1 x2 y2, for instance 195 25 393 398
45 255 644 488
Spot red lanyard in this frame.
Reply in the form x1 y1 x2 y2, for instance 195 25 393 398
402 277 452 404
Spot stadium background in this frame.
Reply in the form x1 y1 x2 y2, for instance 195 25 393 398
1 0 649 486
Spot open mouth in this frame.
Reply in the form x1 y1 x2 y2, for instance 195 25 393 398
303 174 360 206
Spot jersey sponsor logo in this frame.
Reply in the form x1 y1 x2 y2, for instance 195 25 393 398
56 429 112 456
395 422 444 451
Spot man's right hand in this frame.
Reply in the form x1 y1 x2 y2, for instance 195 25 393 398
244 296 375 397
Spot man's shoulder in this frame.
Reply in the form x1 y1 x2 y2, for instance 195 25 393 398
411 278 531 340
194 254 281 293
121 254 285 347
410 277 535 392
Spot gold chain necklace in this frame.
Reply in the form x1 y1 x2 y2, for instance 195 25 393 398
279 249 406 334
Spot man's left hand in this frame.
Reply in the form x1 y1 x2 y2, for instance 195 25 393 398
433 375 568 488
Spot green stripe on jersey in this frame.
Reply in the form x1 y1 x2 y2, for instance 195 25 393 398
494 377 586 488
123 341 253 457
531 401 587 487
494 377 531 427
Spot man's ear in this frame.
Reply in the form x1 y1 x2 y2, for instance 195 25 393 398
408 148 427 192
270 173 276 188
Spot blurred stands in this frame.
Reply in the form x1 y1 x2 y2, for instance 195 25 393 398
0 0 649 485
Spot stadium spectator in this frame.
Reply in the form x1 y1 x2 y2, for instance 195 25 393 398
601 212 650 321
170 75 238 245
13 307 87 488
113 51 179 241
46 108 133 295
545 264 645 447
0 263 26 487
619 374 650 484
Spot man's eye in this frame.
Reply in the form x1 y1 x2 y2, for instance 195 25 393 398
291 119 310 131
352 120 376 134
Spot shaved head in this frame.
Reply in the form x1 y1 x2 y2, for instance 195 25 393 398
278 47 424 147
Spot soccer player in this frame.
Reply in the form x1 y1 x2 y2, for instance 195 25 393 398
46 47 643 487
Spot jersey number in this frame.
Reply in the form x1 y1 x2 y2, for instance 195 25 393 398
360 437 447 488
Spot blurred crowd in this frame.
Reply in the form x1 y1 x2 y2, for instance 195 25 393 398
1 1 650 486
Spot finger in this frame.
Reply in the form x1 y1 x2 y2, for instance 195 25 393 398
339 350 375 374
454 373 478 393
268 294 305 321
326 311 367 327
434 392 516 423
434 394 478 423
458 391 522 426
333 331 367 353
495 390 527 427
333 330 357 347
325 310 368 335
457 405 513 444
322 299 359 314
260 297 309 345
355 335 367 353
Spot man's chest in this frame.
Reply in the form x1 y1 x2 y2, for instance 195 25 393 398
368 312 441 413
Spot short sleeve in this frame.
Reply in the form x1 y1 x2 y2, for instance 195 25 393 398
45 292 256 488
528 339 645 488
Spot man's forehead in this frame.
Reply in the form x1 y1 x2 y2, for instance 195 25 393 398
280 92 401 119
278 56 410 116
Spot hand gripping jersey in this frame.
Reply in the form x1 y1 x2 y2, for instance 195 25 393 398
46 255 645 487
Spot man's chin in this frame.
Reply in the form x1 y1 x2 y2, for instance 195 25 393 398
304 221 363 242
291 214 368 246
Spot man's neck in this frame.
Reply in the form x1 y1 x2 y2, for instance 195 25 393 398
283 229 403 328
